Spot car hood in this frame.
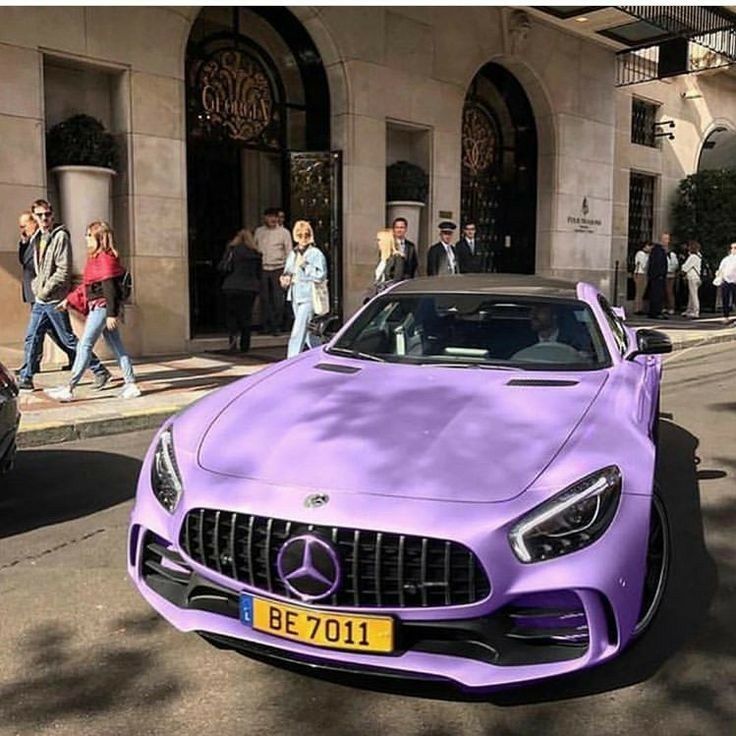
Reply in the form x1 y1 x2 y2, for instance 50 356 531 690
198 354 608 503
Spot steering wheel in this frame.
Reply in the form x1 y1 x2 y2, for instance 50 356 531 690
510 341 583 363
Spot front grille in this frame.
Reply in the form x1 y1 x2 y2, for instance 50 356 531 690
179 509 491 608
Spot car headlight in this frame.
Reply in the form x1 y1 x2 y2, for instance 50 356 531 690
151 427 183 513
509 466 622 563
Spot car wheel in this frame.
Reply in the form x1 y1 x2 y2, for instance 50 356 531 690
633 492 669 636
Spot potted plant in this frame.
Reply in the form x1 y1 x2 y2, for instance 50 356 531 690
47 114 119 275
386 160 428 246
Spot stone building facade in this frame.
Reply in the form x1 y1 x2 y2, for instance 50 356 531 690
0 6 733 358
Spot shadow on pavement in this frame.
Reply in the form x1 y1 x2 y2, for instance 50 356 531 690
0 613 180 727
0 448 141 538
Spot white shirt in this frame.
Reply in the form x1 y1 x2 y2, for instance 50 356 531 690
634 250 649 275
467 239 475 255
666 252 679 275
443 243 457 273
718 253 736 283
681 254 702 281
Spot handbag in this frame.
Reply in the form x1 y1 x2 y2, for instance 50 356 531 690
713 271 724 287
312 279 330 316
217 248 235 275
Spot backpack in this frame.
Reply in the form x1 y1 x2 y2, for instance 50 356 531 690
118 269 133 302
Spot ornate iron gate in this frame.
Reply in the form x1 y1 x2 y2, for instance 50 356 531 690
461 100 502 268
288 151 343 317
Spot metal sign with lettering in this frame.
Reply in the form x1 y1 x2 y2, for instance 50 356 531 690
188 42 279 147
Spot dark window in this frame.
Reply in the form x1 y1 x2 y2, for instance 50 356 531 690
628 172 656 268
631 98 659 147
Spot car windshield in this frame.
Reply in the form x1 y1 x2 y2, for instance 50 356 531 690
328 294 611 370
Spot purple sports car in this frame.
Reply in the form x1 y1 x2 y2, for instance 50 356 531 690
128 275 672 693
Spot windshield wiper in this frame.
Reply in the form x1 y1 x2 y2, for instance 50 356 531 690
328 347 386 362
418 362 522 371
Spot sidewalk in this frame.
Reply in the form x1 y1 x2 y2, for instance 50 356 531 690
6 315 735 449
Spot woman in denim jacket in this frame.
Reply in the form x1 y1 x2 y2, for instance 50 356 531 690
280 220 327 358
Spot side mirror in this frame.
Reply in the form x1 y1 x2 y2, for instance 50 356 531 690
627 328 672 360
308 314 341 342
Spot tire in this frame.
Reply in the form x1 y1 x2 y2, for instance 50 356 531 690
633 492 670 636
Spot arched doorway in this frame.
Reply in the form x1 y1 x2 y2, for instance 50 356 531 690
185 7 338 336
698 125 736 171
461 63 537 274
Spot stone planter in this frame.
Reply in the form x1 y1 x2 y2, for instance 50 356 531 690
386 200 425 246
51 165 115 277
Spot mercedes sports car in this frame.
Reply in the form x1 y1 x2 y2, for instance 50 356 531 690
128 275 672 693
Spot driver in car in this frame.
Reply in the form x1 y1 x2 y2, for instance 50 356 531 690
529 304 590 355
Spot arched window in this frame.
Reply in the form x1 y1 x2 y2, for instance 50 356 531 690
698 126 736 171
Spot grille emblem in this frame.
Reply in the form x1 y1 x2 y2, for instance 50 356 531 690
276 535 340 601
304 493 329 508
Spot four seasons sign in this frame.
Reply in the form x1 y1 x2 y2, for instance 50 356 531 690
188 46 278 146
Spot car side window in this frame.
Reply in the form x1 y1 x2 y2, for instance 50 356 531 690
597 296 628 356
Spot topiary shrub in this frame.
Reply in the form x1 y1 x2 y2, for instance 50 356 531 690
46 114 119 171
386 160 428 203
672 168 736 264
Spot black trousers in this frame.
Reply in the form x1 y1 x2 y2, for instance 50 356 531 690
260 268 286 333
722 282 736 318
647 276 666 317
224 290 257 352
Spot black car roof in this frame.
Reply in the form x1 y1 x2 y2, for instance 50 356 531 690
389 274 580 299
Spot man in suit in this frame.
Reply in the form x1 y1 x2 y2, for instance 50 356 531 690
647 238 668 319
392 217 418 278
455 222 487 273
427 221 459 276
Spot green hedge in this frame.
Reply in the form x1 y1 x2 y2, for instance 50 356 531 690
672 168 736 264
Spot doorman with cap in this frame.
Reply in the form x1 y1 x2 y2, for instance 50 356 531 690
427 221 459 276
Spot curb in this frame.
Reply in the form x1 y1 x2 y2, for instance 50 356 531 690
17 406 181 449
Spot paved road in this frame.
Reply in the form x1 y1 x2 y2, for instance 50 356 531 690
1 343 734 735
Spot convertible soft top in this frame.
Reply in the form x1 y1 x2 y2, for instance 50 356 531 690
390 274 579 299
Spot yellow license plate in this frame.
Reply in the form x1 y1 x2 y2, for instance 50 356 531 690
240 594 394 653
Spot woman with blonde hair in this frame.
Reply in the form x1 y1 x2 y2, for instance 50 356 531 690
280 220 327 358
45 221 140 402
374 228 407 286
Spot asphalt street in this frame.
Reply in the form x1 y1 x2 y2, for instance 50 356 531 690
0 342 734 735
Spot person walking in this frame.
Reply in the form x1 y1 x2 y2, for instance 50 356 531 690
680 241 703 319
391 217 418 279
281 220 327 358
17 200 111 392
45 221 139 402
219 228 262 353
646 238 668 319
254 207 292 335
715 242 736 324
664 238 679 315
16 210 74 375
427 221 459 276
633 242 651 315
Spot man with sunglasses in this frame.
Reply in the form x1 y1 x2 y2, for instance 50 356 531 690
16 200 110 392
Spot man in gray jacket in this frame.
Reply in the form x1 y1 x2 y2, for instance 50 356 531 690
17 200 110 392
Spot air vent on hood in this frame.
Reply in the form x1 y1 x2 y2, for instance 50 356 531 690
314 362 362 375
506 379 579 387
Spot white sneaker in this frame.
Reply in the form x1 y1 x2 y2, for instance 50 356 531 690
119 383 141 399
45 386 74 402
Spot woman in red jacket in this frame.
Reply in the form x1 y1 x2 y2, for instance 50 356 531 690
45 221 140 402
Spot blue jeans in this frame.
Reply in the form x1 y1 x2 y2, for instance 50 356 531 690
18 304 75 374
20 303 106 382
287 300 318 358
722 282 736 318
70 306 135 388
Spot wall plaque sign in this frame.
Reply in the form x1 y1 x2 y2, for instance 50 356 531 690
189 47 276 145
567 197 602 233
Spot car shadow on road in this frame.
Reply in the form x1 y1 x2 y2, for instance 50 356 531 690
0 448 141 538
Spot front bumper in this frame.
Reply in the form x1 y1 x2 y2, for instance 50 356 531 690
128 450 652 693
